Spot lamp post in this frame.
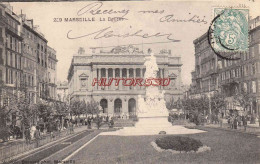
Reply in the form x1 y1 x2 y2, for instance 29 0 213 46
209 79 212 116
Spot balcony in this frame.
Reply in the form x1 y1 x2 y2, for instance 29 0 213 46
207 69 218 75
6 24 20 37
0 15 7 25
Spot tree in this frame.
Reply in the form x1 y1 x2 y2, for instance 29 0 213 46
86 100 99 116
70 99 82 118
211 92 226 115
166 97 175 110
0 80 38 140
234 90 253 112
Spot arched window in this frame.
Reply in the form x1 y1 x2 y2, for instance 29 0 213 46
128 98 136 115
114 99 122 113
100 99 108 113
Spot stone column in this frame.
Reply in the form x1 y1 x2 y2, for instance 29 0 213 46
106 68 108 90
126 68 129 90
97 68 101 90
108 98 114 116
164 68 169 90
122 97 128 115
112 68 115 90
160 68 163 90
133 68 136 90
93 68 97 91
119 68 122 90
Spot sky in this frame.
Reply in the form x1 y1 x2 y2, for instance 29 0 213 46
10 1 260 85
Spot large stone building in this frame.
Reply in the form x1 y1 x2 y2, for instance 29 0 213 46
0 4 23 108
47 46 57 101
0 4 58 126
190 16 260 116
68 46 183 116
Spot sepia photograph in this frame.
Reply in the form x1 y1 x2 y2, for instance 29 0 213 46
0 0 259 163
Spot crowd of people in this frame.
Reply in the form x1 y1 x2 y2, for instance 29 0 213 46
168 111 256 132
1 115 116 144
227 114 248 131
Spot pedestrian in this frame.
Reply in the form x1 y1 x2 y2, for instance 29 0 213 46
110 118 114 128
234 116 238 129
237 115 241 127
230 115 234 129
30 124 36 139
34 126 41 148
69 121 74 134
87 117 92 129
25 127 31 144
218 113 223 128
243 115 247 131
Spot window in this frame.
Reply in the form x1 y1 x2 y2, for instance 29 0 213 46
243 82 248 93
10 70 13 84
12 53 15 67
28 75 30 86
251 46 255 58
252 63 256 75
0 48 3 65
8 51 11 66
252 81 256 93
37 51 40 63
6 68 8 84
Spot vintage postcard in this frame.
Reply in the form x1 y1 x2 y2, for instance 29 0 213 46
0 0 259 164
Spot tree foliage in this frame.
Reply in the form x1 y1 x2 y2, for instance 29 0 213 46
234 90 253 112
210 92 226 115
87 100 100 116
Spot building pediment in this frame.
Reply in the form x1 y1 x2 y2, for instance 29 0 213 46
79 73 88 78
169 73 177 79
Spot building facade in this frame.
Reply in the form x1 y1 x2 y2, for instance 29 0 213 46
57 81 68 102
68 46 183 116
190 16 260 116
21 17 37 103
47 46 57 101
0 4 23 108
0 4 58 127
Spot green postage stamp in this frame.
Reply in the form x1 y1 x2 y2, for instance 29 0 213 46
211 8 249 52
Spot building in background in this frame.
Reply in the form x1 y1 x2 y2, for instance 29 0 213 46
67 46 183 116
190 16 260 116
57 81 68 102
47 46 57 101
21 15 37 103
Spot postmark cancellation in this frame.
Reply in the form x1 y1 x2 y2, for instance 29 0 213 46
210 8 249 53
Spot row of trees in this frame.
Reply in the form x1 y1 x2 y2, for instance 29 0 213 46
180 90 255 124
0 80 101 141
70 99 100 118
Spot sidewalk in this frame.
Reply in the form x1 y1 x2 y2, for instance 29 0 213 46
0 125 91 163
204 121 260 136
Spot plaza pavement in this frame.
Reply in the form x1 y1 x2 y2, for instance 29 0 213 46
67 126 260 164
